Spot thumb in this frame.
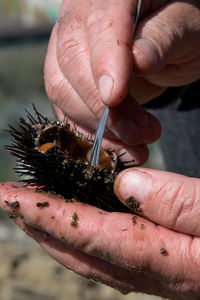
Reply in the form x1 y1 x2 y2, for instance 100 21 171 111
114 168 200 236
87 0 139 106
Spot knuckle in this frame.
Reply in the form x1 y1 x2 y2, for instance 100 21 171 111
57 38 82 71
58 11 84 34
167 186 189 228
142 18 178 58
57 12 87 69
87 10 104 30
165 179 200 231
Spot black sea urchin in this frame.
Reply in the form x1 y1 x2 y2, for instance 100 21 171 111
6 105 134 212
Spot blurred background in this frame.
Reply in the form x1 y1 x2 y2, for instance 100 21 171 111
0 1 164 300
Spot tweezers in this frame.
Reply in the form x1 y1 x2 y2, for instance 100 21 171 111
90 0 142 166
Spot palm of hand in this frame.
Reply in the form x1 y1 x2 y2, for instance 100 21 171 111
0 179 200 300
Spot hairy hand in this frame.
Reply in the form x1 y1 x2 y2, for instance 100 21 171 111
44 0 199 143
1 169 200 300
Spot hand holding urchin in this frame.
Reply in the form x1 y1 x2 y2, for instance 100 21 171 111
6 105 136 212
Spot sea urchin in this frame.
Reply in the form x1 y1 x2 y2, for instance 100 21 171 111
6 105 134 212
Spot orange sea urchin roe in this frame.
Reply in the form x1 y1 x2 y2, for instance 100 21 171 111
35 123 116 171
38 142 55 153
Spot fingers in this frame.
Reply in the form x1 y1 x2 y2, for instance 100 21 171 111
87 0 137 106
129 75 167 104
19 225 167 296
46 0 200 113
132 1 200 86
53 107 150 165
57 0 138 108
101 140 149 166
56 0 104 114
21 225 136 295
86 0 172 106
45 36 150 165
45 13 161 146
115 168 200 236
108 96 161 145
44 25 99 130
1 181 200 299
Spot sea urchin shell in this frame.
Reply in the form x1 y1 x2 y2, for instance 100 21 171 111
6 105 134 212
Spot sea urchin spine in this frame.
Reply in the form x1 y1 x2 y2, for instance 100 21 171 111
6 105 134 213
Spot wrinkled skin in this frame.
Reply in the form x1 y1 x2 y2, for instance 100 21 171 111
1 0 200 299
44 0 200 148
1 170 200 300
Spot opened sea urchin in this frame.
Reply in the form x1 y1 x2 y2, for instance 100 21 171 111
6 105 134 212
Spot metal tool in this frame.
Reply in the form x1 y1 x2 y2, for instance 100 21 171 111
90 105 110 166
90 0 142 166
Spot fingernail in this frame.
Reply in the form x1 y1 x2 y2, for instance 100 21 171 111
114 118 140 145
133 39 160 71
98 74 114 104
116 169 152 204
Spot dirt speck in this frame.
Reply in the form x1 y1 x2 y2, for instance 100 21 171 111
36 202 49 208
109 21 113 27
36 215 41 222
132 215 137 224
5 200 20 209
59 232 64 240
140 224 145 229
160 248 168 255
125 196 141 212
71 212 78 227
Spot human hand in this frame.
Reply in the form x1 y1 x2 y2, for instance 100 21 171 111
1 167 200 300
44 0 200 143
